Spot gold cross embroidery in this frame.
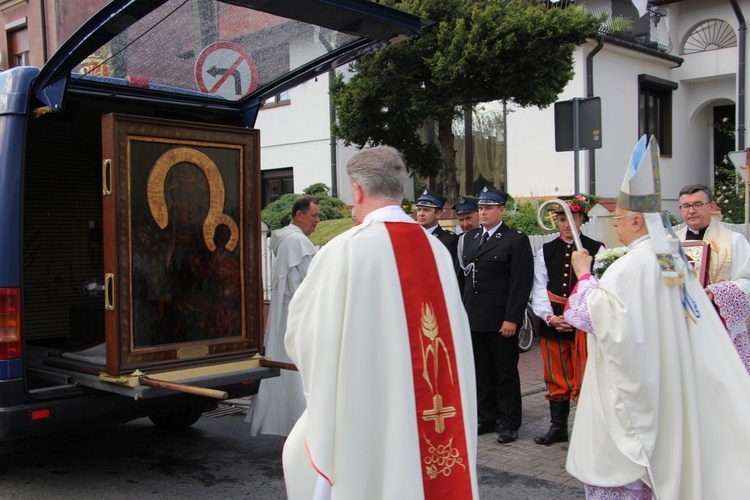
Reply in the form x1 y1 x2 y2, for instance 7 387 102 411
419 303 457 433
422 394 457 433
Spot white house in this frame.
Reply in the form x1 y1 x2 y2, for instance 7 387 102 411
507 0 748 217
256 0 750 217
254 71 369 206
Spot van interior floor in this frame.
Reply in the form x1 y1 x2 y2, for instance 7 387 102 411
25 341 106 393
27 337 101 354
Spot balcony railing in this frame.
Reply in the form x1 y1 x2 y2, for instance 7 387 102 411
540 0 673 54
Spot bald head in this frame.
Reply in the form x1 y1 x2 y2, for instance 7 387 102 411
613 208 648 246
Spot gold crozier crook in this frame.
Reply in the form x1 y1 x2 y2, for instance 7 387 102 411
536 199 583 251
147 147 239 252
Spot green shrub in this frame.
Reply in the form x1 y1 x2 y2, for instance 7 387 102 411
261 193 299 231
504 197 544 235
503 194 602 235
663 210 679 226
261 184 350 230
401 197 415 214
714 159 745 224
303 183 329 196
607 15 633 33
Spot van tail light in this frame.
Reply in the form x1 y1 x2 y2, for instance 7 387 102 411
0 288 22 360
31 408 50 420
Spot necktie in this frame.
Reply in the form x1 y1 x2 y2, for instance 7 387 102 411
479 231 490 248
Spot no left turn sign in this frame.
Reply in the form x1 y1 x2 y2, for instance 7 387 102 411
195 42 258 99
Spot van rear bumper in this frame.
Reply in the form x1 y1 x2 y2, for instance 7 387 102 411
0 366 278 441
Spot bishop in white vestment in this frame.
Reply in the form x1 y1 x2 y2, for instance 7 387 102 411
563 136 750 500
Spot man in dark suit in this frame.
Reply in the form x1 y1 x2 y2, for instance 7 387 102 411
455 196 480 236
455 196 480 294
415 189 458 261
461 186 534 444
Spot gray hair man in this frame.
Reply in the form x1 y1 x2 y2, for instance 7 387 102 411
282 146 479 499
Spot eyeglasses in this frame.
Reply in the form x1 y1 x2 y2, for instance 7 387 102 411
678 202 707 211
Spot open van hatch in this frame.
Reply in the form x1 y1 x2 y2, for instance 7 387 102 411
33 0 428 117
16 0 427 396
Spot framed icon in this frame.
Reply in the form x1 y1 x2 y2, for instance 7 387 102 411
682 241 711 288
102 114 262 374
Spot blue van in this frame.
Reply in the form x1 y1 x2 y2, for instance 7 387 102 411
0 0 426 440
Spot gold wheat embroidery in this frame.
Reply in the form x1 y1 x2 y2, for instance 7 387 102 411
418 302 466 479
419 303 457 433
707 239 729 284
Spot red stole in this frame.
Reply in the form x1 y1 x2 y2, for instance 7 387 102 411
385 222 474 499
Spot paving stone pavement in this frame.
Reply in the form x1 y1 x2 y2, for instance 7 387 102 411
476 338 584 491
236 336 585 494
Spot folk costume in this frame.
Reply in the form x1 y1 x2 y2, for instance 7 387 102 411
246 224 316 437
563 136 750 499
282 206 478 500
530 199 604 445
461 187 534 441
676 218 750 373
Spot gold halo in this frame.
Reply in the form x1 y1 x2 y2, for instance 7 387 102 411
146 147 239 252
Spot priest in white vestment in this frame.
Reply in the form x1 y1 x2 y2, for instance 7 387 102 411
675 183 750 373
563 135 750 499
246 195 319 437
282 146 479 500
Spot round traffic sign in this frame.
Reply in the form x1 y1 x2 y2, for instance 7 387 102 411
195 42 258 99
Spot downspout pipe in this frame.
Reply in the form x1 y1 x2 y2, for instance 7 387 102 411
39 0 48 63
329 69 338 198
585 37 604 195
731 0 746 150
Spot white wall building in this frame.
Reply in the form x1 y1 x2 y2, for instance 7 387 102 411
256 0 749 216
254 71 367 206
508 0 748 216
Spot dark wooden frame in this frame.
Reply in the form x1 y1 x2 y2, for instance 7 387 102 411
682 241 711 288
102 114 262 374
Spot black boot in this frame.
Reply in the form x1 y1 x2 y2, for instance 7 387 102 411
534 400 569 445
